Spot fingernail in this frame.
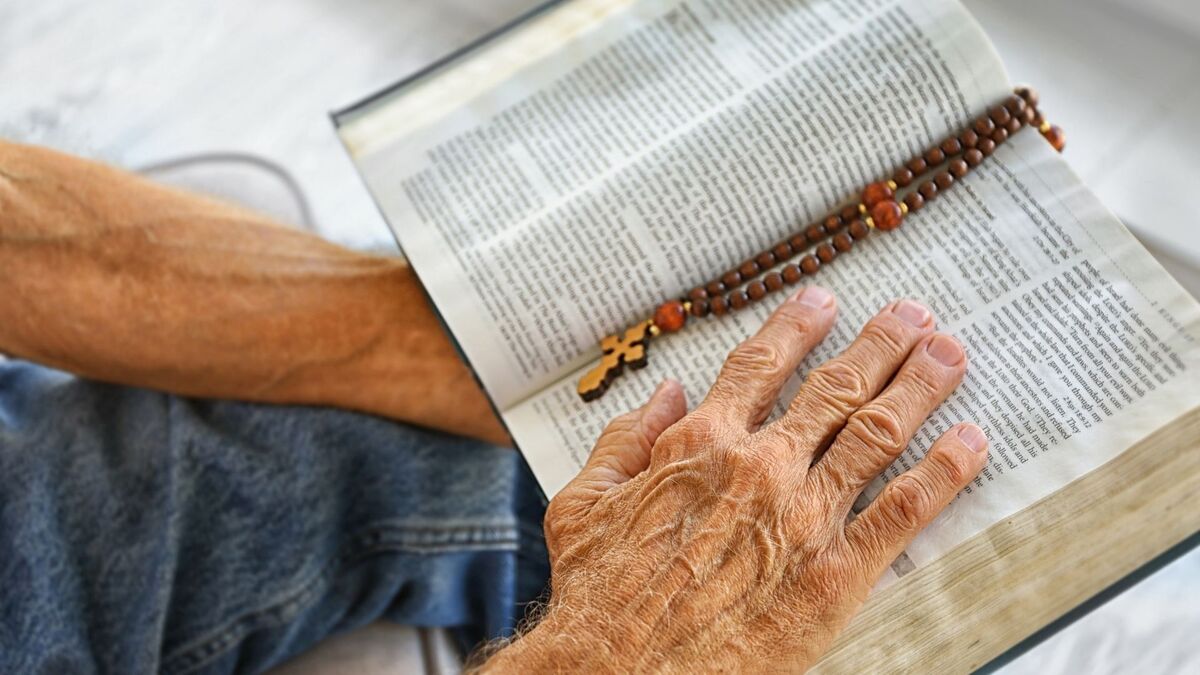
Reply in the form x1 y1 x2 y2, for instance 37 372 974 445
957 424 988 453
893 300 931 327
793 286 834 309
926 334 964 366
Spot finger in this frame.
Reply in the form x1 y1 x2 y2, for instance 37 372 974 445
698 286 837 429
577 379 688 491
768 299 936 456
844 423 989 574
813 333 967 504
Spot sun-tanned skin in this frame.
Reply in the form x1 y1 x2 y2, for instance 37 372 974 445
0 141 987 672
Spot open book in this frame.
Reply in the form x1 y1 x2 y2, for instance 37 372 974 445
335 0 1200 670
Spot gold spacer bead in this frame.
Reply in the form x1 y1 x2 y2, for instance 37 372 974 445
858 203 868 215
683 301 693 312
865 216 876 229
648 323 661 337
900 202 909 215
1038 121 1051 133
887 180 898 191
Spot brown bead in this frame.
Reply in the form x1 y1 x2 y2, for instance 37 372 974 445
925 147 946 166
1016 85 1039 108
977 137 996 157
848 219 871 240
816 243 837 264
989 105 1012 126
781 263 803 284
961 129 979 149
840 205 861 223
948 158 969 178
904 191 925 212
805 223 827 242
688 287 708 301
710 294 728 316
690 298 710 318
1005 94 1026 116
706 280 726 296
722 270 742 288
1006 117 1021 135
773 241 793 260
964 148 984 167
935 171 954 190
893 167 915 188
756 251 776 269
833 232 854 252
764 271 784 292
653 300 688 333
789 233 807 250
871 200 904 232
919 180 938 201
907 157 928 174
739 260 760 278
824 215 843 231
992 127 1009 145
973 116 996 136
1032 110 1045 128
1043 125 1066 152
746 280 767 301
799 255 820 275
729 290 749 310
1020 106 1036 125
941 137 963 156
863 181 895 208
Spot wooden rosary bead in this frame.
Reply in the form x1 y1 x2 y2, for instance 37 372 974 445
935 171 954 190
805 223 827 242
904 191 925 212
941 137 963 156
722 270 742 288
789 233 808 250
782 263 804 284
746 280 768 301
919 180 938 201
764 271 784 292
840 205 861 222
706 280 726 296
1005 116 1022 135
1005 94 1026 116
989 105 1012 126
863 181 895 208
961 128 979 149
756 251 776 269
728 289 749 310
977 137 996 156
907 157 928 174
992 127 1009 145
691 298 710 318
871 200 904 232
799 255 820 275
653 300 688 333
816 243 837 264
1016 85 1039 108
973 116 996 136
893 167 915 188
1019 106 1037 125
832 232 854 252
848 219 871 240
964 148 984 167
1043 124 1066 152
925 147 946 166
710 294 729 315
688 287 708 301
773 241 793 259
948 157 969 178
739 260 760 278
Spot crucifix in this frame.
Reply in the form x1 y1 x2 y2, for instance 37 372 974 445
576 321 653 402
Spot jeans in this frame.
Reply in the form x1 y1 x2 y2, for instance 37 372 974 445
0 361 550 674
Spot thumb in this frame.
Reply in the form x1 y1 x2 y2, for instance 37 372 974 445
578 379 687 492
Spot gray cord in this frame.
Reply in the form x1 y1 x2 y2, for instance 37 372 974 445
133 151 317 231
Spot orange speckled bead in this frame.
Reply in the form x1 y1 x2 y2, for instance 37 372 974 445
871 200 905 232
862 181 895 208
653 300 688 333
1043 125 1066 152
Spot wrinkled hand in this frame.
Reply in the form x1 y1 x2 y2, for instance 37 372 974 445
486 288 988 672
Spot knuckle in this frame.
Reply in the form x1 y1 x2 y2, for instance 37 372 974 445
926 445 971 486
806 360 871 414
726 338 789 377
884 477 934 530
860 320 910 356
845 404 908 456
659 412 719 449
907 361 950 398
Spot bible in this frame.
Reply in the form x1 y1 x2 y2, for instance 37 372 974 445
333 0 1200 670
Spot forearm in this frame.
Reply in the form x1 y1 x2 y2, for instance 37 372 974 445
0 140 508 445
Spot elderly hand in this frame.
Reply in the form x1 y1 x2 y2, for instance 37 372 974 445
485 288 988 672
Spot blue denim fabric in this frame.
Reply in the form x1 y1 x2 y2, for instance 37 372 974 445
0 361 550 674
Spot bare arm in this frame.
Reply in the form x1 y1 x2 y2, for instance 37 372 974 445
0 140 508 445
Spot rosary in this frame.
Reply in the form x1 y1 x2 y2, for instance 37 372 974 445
578 87 1065 402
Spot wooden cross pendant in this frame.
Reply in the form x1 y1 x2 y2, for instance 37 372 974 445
577 321 653 401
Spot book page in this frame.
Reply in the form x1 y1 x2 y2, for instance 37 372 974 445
340 0 1008 409
506 130 1200 583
